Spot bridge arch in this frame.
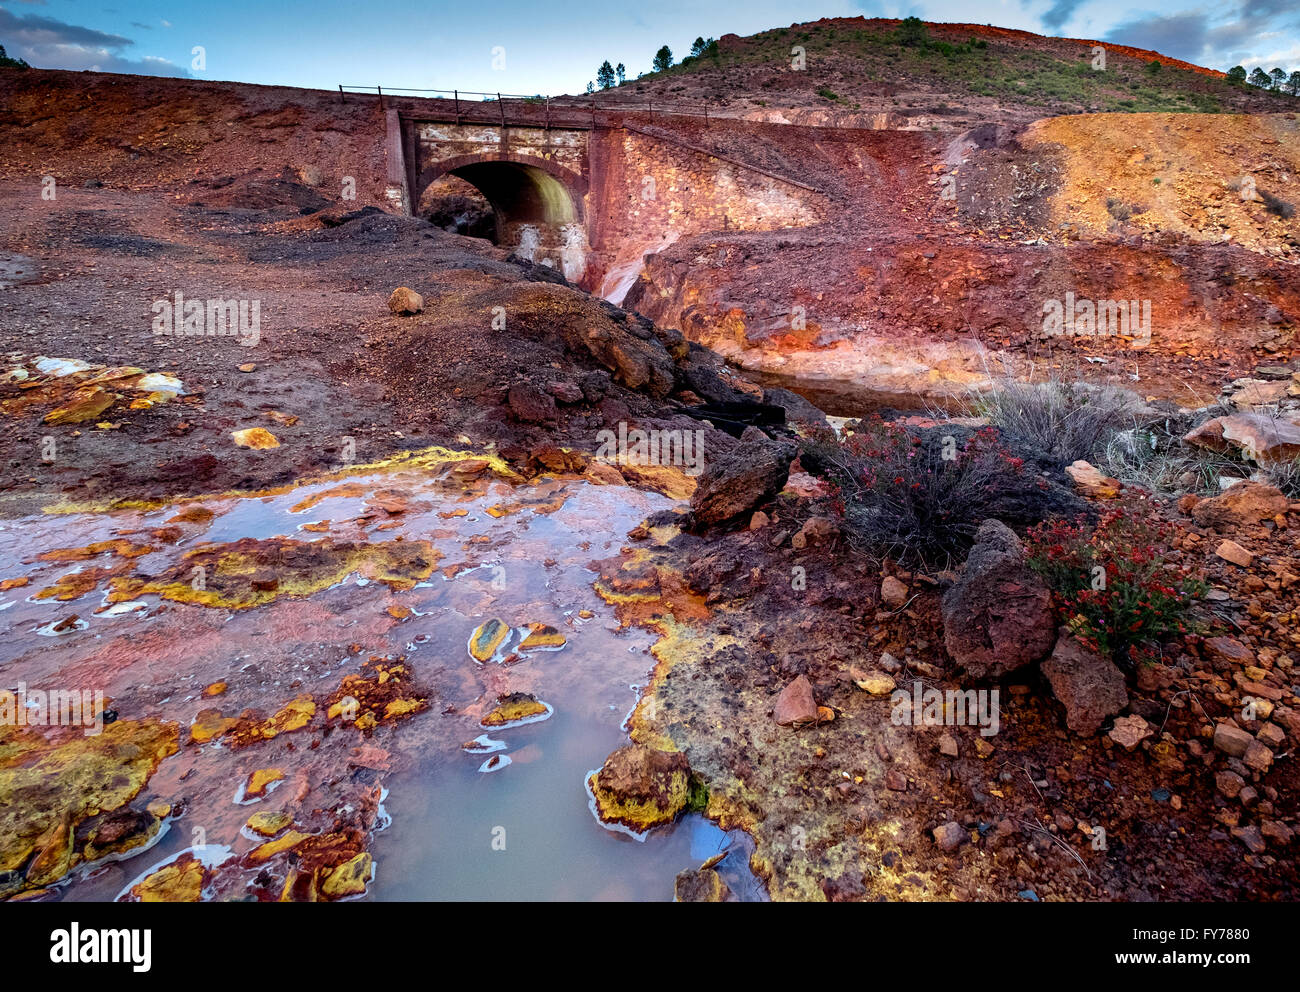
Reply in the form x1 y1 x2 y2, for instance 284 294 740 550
417 153 589 281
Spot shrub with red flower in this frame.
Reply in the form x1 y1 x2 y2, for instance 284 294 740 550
1025 505 1204 666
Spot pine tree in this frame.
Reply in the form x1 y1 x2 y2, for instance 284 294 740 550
615 63 625 84
1226 65 1247 84
596 60 616 90
1248 67 1271 88
0 44 31 69
1269 67 1286 90
1289 70 1300 96
652 45 673 72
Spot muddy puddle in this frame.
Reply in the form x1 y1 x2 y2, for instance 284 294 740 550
0 457 764 901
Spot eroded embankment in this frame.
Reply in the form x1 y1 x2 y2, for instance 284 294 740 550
626 236 1299 409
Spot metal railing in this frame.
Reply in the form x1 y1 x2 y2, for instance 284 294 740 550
337 84 746 128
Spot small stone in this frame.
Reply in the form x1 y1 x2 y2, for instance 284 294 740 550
880 576 908 607
387 286 423 315
1203 636 1251 665
748 511 769 530
932 821 967 852
877 651 902 673
246 811 293 837
1108 714 1154 750
885 769 908 791
1244 740 1274 772
1041 633 1129 735
974 738 995 759
1065 459 1122 498
1213 722 1254 757
674 865 731 902
321 852 373 899
792 516 838 549
238 363 256 373
1216 770 1246 798
851 669 896 695
231 427 279 450
1231 824 1266 854
245 767 284 799
1215 539 1254 568
1261 820 1294 845
1257 723 1285 748
546 381 584 404
937 733 958 757
773 675 818 727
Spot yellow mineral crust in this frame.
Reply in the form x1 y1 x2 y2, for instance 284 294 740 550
44 444 523 515
0 719 178 893
587 744 692 833
130 854 205 902
480 692 549 727
108 537 440 609
519 622 566 651
468 618 510 661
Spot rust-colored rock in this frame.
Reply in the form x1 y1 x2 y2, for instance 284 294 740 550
1040 632 1129 736
773 674 819 726
1192 482 1288 531
1065 459 1121 499
387 286 423 315
1184 413 1300 465
588 744 692 832
941 520 1055 679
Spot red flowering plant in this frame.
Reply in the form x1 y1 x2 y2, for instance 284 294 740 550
1025 504 1205 667
806 416 1056 568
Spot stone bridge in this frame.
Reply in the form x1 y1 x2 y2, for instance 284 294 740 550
382 108 828 299
386 110 593 282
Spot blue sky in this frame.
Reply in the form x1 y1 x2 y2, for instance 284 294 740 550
2 1 1298 93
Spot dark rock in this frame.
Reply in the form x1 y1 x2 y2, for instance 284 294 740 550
1040 632 1129 735
941 520 1055 679
579 369 611 402
547 381 584 404
507 381 557 424
689 432 796 529
675 865 731 902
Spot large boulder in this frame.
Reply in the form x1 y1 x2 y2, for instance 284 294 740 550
1184 412 1300 465
941 520 1056 679
587 744 692 833
1191 481 1289 531
689 428 796 529
1040 632 1129 735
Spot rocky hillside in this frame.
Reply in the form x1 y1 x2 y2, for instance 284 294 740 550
586 17 1296 129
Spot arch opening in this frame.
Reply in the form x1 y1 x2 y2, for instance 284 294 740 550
418 158 588 282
